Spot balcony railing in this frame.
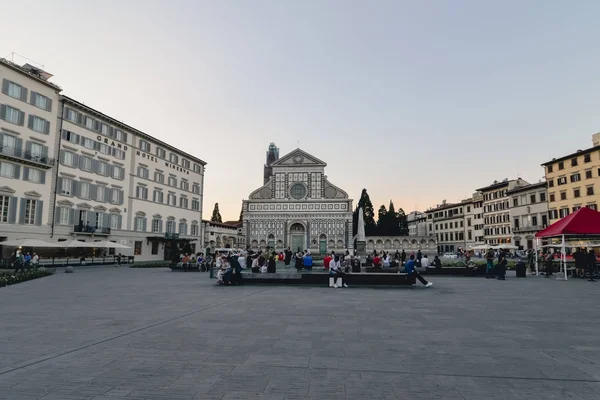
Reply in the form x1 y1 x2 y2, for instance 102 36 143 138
513 225 546 233
0 145 55 168
73 225 111 235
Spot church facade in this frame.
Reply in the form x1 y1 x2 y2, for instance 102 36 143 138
243 148 353 254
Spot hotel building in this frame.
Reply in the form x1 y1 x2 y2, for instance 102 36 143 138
0 59 61 243
0 58 207 261
426 200 467 254
542 135 600 224
52 97 206 261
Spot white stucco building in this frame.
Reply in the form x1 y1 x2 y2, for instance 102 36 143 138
508 181 549 250
407 211 427 237
243 148 353 254
202 220 245 253
0 58 61 246
52 97 206 261
0 57 207 261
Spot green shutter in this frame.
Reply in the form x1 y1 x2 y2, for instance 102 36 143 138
18 198 26 224
35 200 43 225
40 171 46 184
20 87 28 102
55 207 62 224
68 208 75 225
8 197 17 223
90 184 97 200
46 98 52 112
1 79 8 94
18 111 25 126
23 167 30 181
13 165 20 179
30 91 37 106
27 115 34 130
0 104 6 120
44 120 50 135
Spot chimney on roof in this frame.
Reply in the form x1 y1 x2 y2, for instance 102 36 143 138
593 133 600 147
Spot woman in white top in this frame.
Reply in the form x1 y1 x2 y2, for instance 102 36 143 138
329 255 348 288
382 253 391 268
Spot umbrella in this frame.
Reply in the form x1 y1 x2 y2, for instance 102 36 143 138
64 240 97 248
1 239 60 248
92 240 131 249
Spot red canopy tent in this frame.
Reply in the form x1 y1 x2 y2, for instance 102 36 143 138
535 207 600 238
534 207 600 279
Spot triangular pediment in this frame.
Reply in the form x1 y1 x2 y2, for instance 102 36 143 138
271 148 327 167
109 208 121 214
76 203 92 210
57 199 75 207
0 186 16 194
24 190 42 198
93 205 107 212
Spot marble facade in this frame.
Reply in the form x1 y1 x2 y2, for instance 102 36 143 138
243 148 353 253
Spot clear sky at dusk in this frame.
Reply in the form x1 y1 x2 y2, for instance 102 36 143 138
4 1 600 221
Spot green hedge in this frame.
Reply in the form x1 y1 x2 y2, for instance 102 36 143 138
129 261 171 268
0 268 55 288
441 258 523 270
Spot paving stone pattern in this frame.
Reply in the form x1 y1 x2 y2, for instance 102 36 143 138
0 267 599 399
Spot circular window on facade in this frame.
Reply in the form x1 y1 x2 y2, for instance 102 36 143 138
290 183 307 200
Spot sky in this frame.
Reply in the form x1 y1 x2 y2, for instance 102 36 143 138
4 1 600 221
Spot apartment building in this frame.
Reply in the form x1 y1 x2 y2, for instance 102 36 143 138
426 201 467 254
462 193 485 250
507 181 548 250
477 178 528 246
542 135 600 224
407 211 427 237
53 97 206 261
0 59 61 243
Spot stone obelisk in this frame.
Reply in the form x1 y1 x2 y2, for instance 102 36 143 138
356 207 367 257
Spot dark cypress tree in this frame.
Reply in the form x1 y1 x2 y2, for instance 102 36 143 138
210 203 223 223
397 207 409 236
352 189 377 236
387 200 401 236
377 205 388 235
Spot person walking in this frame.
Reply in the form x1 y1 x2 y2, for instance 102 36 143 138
485 248 495 279
12 250 25 274
544 252 554 278
329 254 348 288
405 255 432 287
586 249 596 282
573 248 585 278
496 252 507 280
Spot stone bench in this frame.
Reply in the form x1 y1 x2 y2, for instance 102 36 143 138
240 272 415 286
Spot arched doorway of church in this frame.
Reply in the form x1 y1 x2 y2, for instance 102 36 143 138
289 223 305 252
319 234 327 255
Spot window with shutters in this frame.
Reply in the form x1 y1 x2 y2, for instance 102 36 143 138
62 151 76 167
180 197 188 208
139 140 151 152
58 207 70 225
137 166 149 179
98 143 111 155
586 170 593 179
168 193 176 206
0 162 17 178
1 134 18 156
587 186 595 196
193 164 201 173
136 185 148 200
0 195 9 222
135 216 145 231
570 173 581 183
28 142 44 159
191 199 199 210
168 176 177 187
588 204 598 211
559 208 570 218
113 129 125 141
169 153 178 164
153 190 164 203
191 224 198 236
152 218 161 233
80 136 95 150
29 116 49 134
180 180 189 191
110 189 120 203
112 165 124 179
156 147 166 159
27 168 42 183
80 156 93 171
109 214 120 229
97 161 109 176
99 123 108 135
62 130 78 143
65 108 78 122
112 148 126 160
3 80 25 100
31 92 51 111
166 220 175 233
96 186 106 202
154 172 164 183
2 105 24 125
179 223 187 235
192 183 200 194
85 116 95 130
24 200 37 225
79 182 90 199
182 159 190 169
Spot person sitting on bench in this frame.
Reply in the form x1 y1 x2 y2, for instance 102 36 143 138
329 255 348 288
405 255 433 287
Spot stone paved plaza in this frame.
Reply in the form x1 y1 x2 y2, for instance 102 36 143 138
0 268 599 400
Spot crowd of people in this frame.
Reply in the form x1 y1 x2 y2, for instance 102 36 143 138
9 249 39 274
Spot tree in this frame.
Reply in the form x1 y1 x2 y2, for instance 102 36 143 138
397 207 409 236
377 205 388 235
211 203 222 223
353 189 377 236
385 200 401 236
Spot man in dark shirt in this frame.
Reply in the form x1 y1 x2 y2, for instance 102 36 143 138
573 248 585 278
405 255 432 287
485 249 495 279
586 249 596 282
